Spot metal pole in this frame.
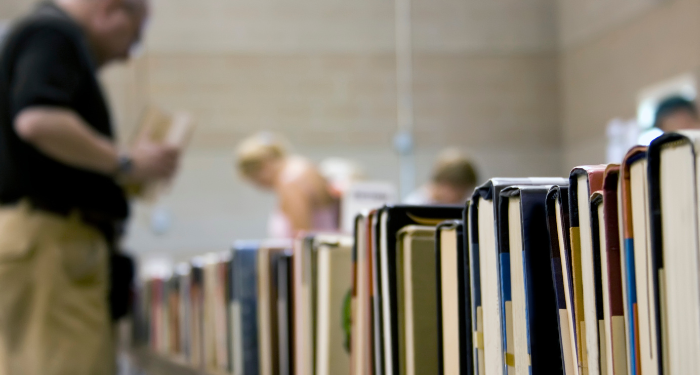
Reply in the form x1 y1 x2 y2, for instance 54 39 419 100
394 0 415 200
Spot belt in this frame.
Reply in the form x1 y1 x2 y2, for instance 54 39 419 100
19 198 122 246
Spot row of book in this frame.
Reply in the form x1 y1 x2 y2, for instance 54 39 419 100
136 130 700 375
134 235 355 375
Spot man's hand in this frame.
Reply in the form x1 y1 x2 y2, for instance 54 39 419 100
127 141 180 182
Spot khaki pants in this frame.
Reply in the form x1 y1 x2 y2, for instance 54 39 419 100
0 202 114 375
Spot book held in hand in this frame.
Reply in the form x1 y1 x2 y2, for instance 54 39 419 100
126 106 196 200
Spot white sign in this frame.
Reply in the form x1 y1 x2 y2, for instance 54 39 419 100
340 181 397 234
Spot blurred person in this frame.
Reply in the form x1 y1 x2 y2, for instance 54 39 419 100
319 157 367 194
654 96 700 132
0 0 179 374
236 132 339 238
404 148 478 205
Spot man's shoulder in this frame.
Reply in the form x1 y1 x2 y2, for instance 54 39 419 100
6 5 82 50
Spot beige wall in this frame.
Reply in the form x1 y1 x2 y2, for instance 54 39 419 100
0 0 34 20
559 0 700 170
96 0 562 256
557 0 663 48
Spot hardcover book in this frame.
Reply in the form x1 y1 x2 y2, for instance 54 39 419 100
569 165 607 375
315 238 353 375
619 146 656 375
190 259 204 368
352 213 374 375
370 210 384 375
258 241 292 375
545 185 578 375
591 165 627 375
230 243 260 375
175 263 192 362
470 177 566 375
377 205 463 375
396 226 438 375
293 234 353 375
501 185 564 375
276 252 294 375
436 220 470 375
648 131 700 374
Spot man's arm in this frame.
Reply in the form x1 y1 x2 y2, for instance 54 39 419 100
10 28 179 182
15 106 180 181
15 107 119 174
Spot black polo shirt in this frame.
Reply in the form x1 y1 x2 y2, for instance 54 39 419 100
0 3 128 220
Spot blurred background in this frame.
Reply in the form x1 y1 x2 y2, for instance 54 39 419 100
2 0 699 260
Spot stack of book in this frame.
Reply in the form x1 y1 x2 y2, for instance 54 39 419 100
136 130 700 375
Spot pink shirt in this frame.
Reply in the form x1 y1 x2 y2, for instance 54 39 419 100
268 204 339 239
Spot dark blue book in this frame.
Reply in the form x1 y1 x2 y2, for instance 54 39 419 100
470 177 566 375
501 185 564 375
230 242 260 375
546 185 579 374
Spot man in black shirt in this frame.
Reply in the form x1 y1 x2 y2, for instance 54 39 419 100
0 1 179 374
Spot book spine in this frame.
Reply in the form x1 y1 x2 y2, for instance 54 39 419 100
234 250 260 375
277 256 291 375
457 223 473 375
623 238 639 375
500 253 514 374
469 202 484 375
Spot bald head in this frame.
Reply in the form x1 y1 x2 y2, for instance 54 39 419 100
56 0 149 66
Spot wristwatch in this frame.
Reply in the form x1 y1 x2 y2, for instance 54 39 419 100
116 152 133 178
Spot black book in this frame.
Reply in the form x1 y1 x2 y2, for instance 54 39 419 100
545 185 578 375
647 131 700 374
377 204 463 375
370 210 384 375
500 185 564 375
276 251 294 375
190 259 205 368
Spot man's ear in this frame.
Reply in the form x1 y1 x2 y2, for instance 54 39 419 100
101 0 124 16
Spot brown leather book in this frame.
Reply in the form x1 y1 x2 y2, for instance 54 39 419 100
591 165 628 375
351 212 374 375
